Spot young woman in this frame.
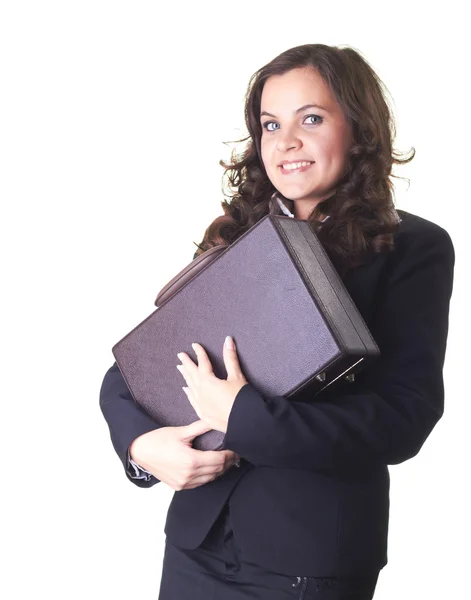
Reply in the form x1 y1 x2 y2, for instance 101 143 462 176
99 43 455 599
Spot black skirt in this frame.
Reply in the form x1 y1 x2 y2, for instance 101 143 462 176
158 502 379 600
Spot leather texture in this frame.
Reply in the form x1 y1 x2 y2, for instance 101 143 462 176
112 215 379 451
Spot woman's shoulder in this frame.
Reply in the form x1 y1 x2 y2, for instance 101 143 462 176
393 209 454 258
372 209 456 295
395 209 452 242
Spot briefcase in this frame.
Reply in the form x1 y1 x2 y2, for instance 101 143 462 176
112 214 380 451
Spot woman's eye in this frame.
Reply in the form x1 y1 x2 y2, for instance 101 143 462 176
262 114 323 132
305 114 323 125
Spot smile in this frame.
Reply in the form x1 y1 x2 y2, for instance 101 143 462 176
279 161 314 174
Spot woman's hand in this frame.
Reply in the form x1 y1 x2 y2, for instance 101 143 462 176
129 422 241 491
176 335 248 433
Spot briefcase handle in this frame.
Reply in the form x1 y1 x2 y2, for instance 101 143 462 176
155 245 227 307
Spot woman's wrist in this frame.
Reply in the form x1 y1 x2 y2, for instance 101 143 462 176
129 433 146 465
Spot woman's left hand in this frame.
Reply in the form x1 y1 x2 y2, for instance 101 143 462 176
176 336 248 433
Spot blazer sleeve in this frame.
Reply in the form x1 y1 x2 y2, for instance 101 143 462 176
222 222 455 471
99 361 162 487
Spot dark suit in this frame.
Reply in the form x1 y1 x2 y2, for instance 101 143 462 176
99 209 454 577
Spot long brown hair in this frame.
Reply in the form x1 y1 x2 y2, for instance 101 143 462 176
193 43 414 275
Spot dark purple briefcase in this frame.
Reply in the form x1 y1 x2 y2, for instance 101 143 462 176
112 214 379 451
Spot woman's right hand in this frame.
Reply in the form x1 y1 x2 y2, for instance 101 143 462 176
129 420 241 491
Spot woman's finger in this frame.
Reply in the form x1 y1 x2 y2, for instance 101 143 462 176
191 342 214 375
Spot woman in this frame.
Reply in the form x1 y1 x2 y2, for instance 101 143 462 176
99 43 455 599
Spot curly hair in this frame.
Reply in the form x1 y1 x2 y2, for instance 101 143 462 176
192 43 414 275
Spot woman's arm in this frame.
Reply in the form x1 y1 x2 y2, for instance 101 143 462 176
222 221 455 471
99 361 162 487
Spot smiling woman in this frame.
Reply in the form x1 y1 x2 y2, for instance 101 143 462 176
193 43 413 276
259 69 354 220
99 42 454 600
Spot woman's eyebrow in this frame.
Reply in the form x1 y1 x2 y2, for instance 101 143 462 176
260 103 328 119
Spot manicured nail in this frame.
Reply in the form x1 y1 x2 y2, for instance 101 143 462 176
225 335 234 350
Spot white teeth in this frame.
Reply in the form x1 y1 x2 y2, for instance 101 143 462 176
281 161 313 170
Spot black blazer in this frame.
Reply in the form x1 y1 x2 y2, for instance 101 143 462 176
99 209 455 578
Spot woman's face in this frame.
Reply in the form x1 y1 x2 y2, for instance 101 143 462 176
260 67 353 219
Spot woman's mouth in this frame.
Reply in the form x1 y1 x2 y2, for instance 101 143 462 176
279 161 314 175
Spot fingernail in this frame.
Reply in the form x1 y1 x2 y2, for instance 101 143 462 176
225 335 234 349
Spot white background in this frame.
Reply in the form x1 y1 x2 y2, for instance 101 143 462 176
1 1 469 599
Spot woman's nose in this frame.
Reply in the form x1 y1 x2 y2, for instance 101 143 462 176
277 134 302 152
